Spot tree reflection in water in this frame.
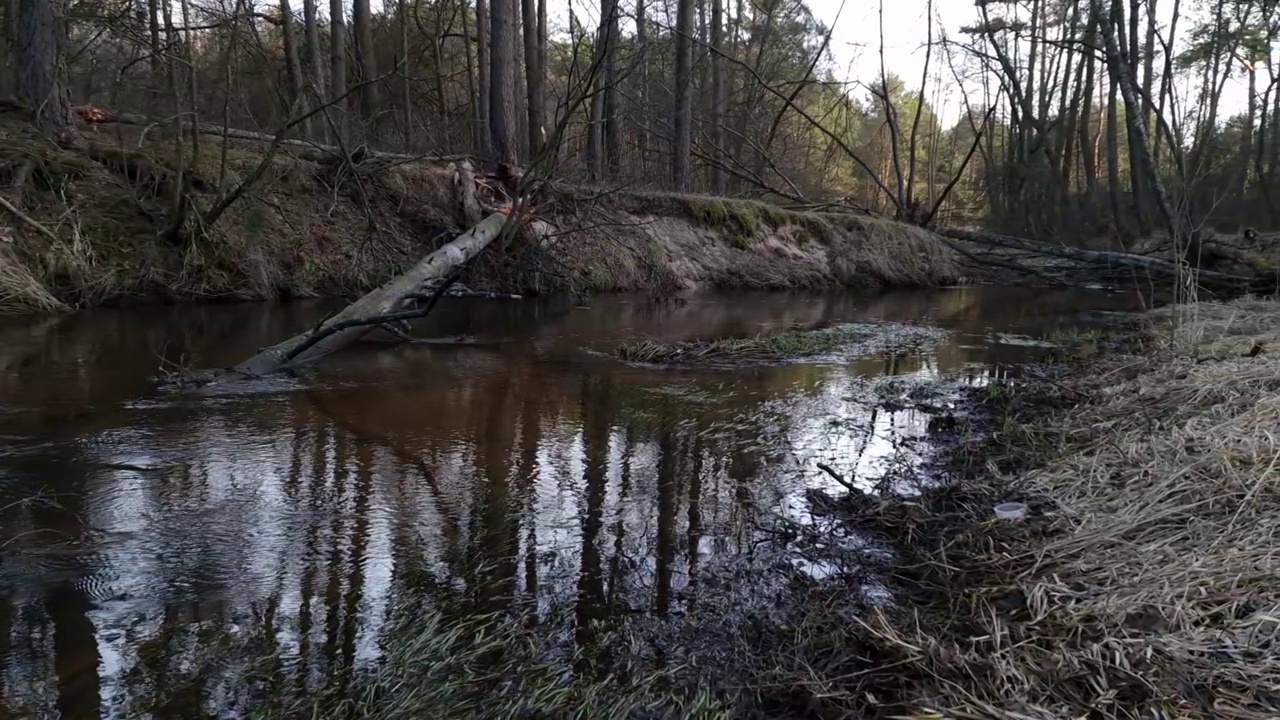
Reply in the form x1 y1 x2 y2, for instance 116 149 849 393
0 287 1144 717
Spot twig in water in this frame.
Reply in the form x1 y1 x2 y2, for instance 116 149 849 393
816 462 859 494
407 289 523 300
379 321 417 342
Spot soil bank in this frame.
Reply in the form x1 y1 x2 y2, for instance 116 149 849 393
0 110 958 313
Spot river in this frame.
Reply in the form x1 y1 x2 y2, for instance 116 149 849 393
0 286 1142 718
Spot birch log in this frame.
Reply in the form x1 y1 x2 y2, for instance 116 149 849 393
231 211 509 376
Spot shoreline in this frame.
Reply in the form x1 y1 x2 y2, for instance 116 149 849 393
830 297 1280 718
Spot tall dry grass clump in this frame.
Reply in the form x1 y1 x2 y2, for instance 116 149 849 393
0 245 70 313
860 298 1280 718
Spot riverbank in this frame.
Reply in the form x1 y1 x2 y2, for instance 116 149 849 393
0 110 957 313
822 297 1280 717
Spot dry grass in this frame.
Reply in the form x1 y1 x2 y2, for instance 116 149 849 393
818 297 1280 718
0 245 70 312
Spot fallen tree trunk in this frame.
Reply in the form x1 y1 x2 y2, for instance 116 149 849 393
229 211 509 377
77 106 465 164
937 227 1248 286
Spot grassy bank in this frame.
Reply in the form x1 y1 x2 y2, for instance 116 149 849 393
815 297 1280 718
0 110 958 313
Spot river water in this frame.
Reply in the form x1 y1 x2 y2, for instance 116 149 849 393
0 287 1141 718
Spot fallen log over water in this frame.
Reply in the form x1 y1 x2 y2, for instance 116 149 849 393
229 211 509 377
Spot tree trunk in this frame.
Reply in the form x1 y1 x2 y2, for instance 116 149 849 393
15 0 71 140
160 0 188 242
708 0 725 194
521 0 543 157
399 0 413 149
672 0 694 190
146 0 162 101
1096 0 1197 264
230 212 509 376
635 0 648 179
179 0 201 164
1117 0 1148 232
489 0 518 163
1080 14 1098 198
0 0 10 97
1106 71 1124 236
352 0 377 119
1239 62 1257 197
586 4 604 180
476 0 491 154
537 0 546 143
302 0 327 139
1141 0 1155 129
603 0 620 178
1153 0 1180 160
329 0 348 136
280 0 309 137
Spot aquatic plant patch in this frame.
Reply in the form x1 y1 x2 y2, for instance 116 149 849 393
615 322 950 365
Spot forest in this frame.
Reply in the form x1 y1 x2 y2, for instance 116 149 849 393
4 0 1278 245
5 0 1280 717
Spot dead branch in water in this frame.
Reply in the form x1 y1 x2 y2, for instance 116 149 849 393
816 462 859 495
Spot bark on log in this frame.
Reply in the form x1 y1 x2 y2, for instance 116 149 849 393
230 211 508 376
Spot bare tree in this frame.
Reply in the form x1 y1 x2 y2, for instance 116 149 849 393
634 0 649 178
302 0 327 139
353 0 378 118
15 0 71 139
329 0 348 135
399 0 413 149
521 0 544 156
709 0 725 194
476 0 491 153
673 0 694 190
280 0 309 137
602 0 620 177
489 0 519 162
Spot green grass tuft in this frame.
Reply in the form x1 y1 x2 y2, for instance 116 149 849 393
264 605 733 720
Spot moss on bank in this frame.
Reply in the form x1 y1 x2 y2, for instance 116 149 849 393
0 110 958 313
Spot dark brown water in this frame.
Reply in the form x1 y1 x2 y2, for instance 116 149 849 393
0 287 1142 719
